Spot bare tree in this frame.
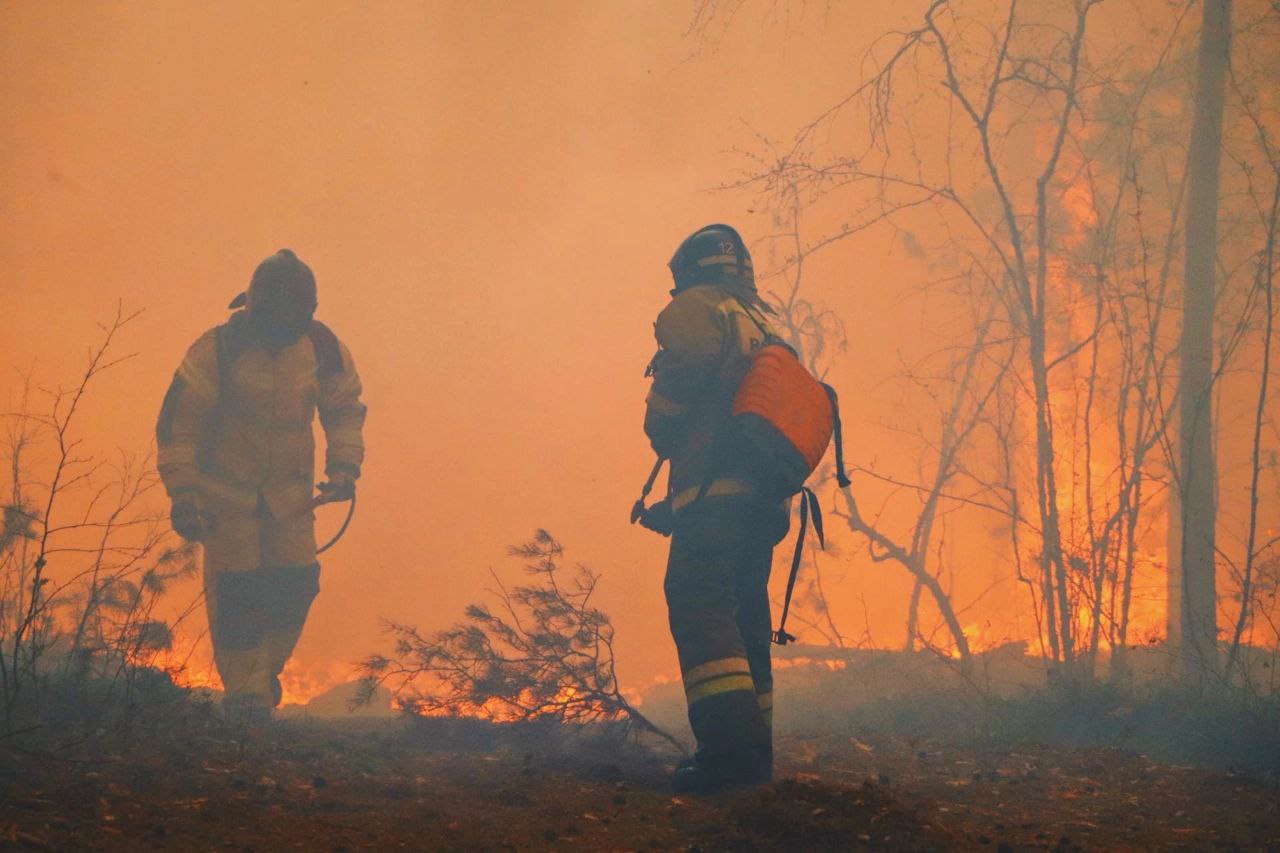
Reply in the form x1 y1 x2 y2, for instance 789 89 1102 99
728 0 1110 673
707 0 1280 688
837 308 1015 666
741 163 1006 660
0 306 198 732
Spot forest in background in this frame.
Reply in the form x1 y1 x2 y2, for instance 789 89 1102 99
699 0 1280 692
0 1 1274 845
2 1 1280 847
4 0 1279 736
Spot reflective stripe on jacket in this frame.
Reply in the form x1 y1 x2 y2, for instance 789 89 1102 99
157 314 366 518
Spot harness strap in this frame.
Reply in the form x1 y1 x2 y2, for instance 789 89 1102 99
773 486 824 646
156 375 186 444
308 321 344 379
823 384 852 489
728 294 788 351
630 456 667 524
195 326 232 472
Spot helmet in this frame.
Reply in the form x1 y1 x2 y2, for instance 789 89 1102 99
229 249 317 347
668 224 755 294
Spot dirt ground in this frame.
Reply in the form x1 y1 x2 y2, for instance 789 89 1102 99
2 711 1278 852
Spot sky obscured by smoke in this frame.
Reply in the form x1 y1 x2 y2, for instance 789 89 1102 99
0 1 1021 695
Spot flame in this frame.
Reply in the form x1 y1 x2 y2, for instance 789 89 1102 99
137 636 353 706
1002 127 1180 660
1060 177 1098 243
135 639 221 692
774 656 847 671
277 659 356 706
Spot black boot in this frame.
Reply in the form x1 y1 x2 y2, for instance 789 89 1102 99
671 749 771 795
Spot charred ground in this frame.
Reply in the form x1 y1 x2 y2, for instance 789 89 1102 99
3 655 1279 852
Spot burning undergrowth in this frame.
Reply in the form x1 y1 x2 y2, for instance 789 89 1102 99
4 615 1280 850
358 529 683 751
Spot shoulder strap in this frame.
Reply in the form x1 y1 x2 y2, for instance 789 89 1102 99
212 318 255 393
726 292 773 339
773 487 826 646
214 324 230 388
195 325 233 472
630 456 667 524
823 384 853 489
308 321 344 380
726 293 795 356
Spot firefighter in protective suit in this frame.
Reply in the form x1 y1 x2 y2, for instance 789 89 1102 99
156 250 366 714
640 224 789 794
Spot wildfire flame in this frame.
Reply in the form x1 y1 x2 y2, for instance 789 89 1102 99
139 639 355 706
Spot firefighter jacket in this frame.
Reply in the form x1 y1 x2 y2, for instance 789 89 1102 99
644 284 787 532
156 312 366 520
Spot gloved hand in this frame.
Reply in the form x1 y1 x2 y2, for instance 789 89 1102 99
315 471 356 504
170 497 208 542
636 498 674 537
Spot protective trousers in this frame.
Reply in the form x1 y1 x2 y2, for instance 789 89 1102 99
664 509 774 777
202 495 319 708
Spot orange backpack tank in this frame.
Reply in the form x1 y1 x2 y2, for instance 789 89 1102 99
733 344 838 494
729 304 850 498
630 295 851 646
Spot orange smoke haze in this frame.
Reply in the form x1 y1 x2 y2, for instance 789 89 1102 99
1 1 929 699
2 2 1263 703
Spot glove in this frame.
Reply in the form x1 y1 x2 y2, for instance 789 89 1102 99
315 471 356 504
170 498 207 542
636 498 674 537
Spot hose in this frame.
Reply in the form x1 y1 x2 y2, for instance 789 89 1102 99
316 492 357 555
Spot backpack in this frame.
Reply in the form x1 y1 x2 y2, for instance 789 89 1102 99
733 333 849 500
157 317 345 473
632 295 851 646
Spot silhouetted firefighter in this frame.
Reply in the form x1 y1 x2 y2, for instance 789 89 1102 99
156 250 366 716
633 224 849 794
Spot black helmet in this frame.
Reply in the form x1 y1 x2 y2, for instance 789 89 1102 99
229 249 317 348
668 224 755 294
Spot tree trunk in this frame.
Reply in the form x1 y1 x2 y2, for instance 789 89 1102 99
1173 0 1231 682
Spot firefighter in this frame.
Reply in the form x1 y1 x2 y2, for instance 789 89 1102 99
156 249 366 716
640 224 789 794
